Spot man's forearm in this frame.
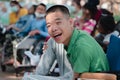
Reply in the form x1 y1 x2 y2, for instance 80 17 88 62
80 72 116 80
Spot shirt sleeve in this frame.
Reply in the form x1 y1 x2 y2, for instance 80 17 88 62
33 20 49 38
103 34 111 43
19 20 33 36
82 19 96 34
15 16 25 29
35 39 56 75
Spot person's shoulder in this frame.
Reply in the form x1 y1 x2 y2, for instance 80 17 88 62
77 30 90 38
20 8 28 13
19 14 27 19
20 8 28 11
73 31 86 45
76 30 94 45
10 12 15 15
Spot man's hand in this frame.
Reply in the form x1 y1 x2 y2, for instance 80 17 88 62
42 42 48 51
74 72 80 80
6 24 15 30
29 30 40 36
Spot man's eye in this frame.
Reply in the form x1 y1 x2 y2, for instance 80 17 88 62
56 22 61 25
47 25 50 28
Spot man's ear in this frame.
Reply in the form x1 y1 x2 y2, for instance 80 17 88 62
69 18 74 26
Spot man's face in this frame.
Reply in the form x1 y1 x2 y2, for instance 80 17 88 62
36 5 46 14
46 11 74 45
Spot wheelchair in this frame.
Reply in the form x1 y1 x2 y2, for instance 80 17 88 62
0 24 44 76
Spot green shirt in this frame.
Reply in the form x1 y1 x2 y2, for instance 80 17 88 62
66 29 109 73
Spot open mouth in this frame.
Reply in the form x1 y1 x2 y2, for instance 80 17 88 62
53 33 62 39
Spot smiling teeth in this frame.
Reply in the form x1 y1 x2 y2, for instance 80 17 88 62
54 33 62 38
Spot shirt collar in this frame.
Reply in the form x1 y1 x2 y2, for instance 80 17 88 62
67 29 80 53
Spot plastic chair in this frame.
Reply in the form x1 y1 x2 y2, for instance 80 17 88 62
106 35 120 79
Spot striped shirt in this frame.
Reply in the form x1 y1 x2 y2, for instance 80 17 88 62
81 19 96 34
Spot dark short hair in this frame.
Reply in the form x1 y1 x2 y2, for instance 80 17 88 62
10 0 22 8
72 0 81 8
88 0 100 7
38 3 46 10
46 5 70 18
99 15 116 33
83 2 98 19
32 5 37 12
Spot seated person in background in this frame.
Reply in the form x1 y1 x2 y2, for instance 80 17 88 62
3 3 49 66
0 5 10 26
95 15 119 52
6 5 37 36
21 3 49 63
0 5 37 66
45 5 109 79
71 0 82 27
87 0 101 37
19 3 49 64
72 0 83 17
87 0 101 23
74 2 96 35
19 3 49 40
9 0 28 24
0 1 29 36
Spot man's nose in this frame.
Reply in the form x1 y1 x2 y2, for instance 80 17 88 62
52 25 58 32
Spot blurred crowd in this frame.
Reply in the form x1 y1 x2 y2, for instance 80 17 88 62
0 0 120 25
0 0 120 80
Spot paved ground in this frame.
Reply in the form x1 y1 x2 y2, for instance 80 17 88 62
0 47 22 80
0 66 22 80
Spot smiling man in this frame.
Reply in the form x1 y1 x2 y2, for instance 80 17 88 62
45 5 109 79
46 8 74 45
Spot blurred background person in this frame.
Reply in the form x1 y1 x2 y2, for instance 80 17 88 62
6 4 37 36
1 3 36 66
75 2 96 35
20 3 49 40
3 3 49 65
87 0 102 37
0 5 10 26
9 0 28 25
71 0 83 28
73 0 101 37
95 14 118 52
71 0 83 18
